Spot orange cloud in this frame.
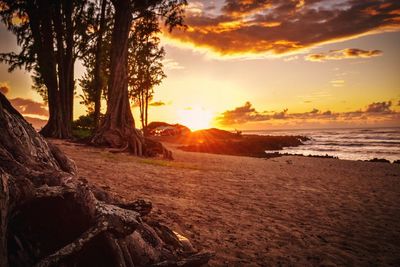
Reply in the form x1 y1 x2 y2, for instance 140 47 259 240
0 84 48 124
306 48 383 62
0 83 9 94
217 101 399 126
165 0 400 56
24 116 47 130
9 98 48 117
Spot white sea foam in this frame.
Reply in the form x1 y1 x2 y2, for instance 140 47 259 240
246 127 400 162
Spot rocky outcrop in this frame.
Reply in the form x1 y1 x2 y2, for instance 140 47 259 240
178 129 309 158
146 122 191 137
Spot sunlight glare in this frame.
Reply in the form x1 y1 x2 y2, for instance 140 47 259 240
177 107 213 131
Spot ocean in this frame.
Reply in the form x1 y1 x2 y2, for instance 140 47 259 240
245 127 400 162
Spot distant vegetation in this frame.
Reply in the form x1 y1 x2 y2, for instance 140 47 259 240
71 114 96 139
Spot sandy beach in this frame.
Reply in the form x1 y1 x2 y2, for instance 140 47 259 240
51 139 400 266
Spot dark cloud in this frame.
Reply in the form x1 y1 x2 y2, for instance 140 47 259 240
365 101 392 113
205 5 216 11
306 48 383 62
272 108 288 119
166 0 400 55
149 101 166 107
217 100 399 125
10 97 48 117
217 101 270 125
222 0 274 16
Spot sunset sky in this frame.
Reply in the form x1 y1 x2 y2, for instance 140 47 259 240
1 0 399 130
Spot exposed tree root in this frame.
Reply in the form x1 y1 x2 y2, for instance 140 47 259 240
0 92 211 266
91 123 173 159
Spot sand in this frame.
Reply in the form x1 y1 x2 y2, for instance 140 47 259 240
51 139 400 266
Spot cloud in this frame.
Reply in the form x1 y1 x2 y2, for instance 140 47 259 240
330 79 345 87
149 101 166 107
9 97 48 117
216 101 270 125
365 101 392 113
306 48 383 62
283 55 299 62
0 82 48 119
24 116 47 130
217 100 399 125
164 0 400 56
162 58 185 70
0 82 9 94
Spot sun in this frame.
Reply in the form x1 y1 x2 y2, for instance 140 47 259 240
177 107 213 131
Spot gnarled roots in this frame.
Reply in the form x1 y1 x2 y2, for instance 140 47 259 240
0 92 209 266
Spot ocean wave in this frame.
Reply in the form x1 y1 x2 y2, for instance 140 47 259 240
256 127 400 161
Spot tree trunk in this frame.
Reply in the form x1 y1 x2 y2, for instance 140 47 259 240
0 91 212 266
145 89 149 128
92 0 145 155
63 0 75 136
93 0 108 130
26 0 72 139
91 0 173 158
26 0 69 139
140 90 145 130
53 0 74 137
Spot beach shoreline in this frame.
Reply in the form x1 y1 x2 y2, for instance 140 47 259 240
51 139 400 266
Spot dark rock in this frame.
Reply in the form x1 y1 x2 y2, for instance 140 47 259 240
368 158 390 163
146 122 190 137
178 134 309 158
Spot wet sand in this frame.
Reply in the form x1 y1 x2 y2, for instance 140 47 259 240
51 139 400 266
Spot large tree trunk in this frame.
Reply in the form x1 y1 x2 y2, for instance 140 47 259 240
92 0 156 157
93 0 108 130
51 0 74 139
26 0 72 139
63 0 75 136
0 92 212 266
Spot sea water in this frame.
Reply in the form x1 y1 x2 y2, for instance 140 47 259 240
246 127 400 162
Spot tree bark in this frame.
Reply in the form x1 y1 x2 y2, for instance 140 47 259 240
26 0 72 139
0 91 211 266
91 0 173 158
63 0 75 135
145 88 149 128
92 0 145 155
140 90 145 130
93 0 108 130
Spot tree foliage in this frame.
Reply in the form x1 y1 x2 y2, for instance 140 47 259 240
0 0 92 138
79 0 113 127
129 14 166 130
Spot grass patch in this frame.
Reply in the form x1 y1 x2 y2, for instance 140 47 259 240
72 128 92 139
137 158 201 170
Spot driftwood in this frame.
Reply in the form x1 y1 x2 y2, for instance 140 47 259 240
0 92 212 266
